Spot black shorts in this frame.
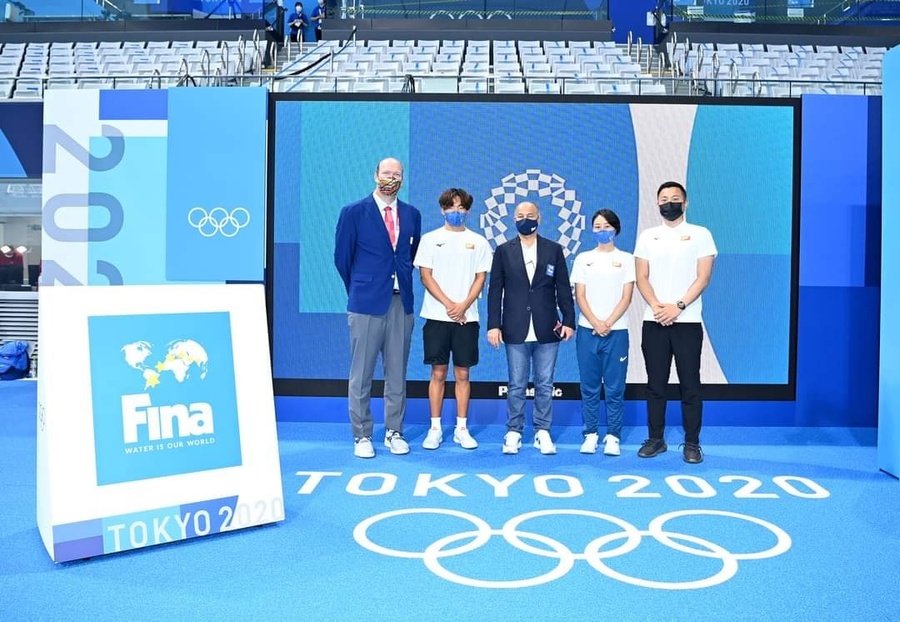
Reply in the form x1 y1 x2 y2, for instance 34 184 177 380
423 320 480 368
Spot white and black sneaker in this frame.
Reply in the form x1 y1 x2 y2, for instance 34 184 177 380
354 437 375 459
502 431 522 455
384 430 410 455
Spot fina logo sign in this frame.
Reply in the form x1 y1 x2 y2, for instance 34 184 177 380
120 339 214 445
89 312 243 486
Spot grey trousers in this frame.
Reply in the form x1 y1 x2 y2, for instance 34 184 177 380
347 295 414 439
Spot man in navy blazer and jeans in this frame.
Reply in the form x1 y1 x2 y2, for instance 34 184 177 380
334 157 422 458
487 201 576 455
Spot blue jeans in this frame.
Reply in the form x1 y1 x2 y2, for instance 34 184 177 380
505 341 560 433
576 327 628 438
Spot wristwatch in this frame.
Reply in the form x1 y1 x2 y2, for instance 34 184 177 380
676 300 686 310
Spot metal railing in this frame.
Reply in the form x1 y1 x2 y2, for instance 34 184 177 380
0 70 884 100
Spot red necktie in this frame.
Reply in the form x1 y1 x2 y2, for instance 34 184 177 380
384 205 397 247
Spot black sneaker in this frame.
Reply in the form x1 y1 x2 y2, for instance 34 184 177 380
637 438 667 458
682 442 703 464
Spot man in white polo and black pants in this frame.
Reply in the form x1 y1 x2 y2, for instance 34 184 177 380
634 181 717 464
414 188 493 450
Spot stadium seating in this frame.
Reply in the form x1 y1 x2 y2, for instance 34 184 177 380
0 35 887 99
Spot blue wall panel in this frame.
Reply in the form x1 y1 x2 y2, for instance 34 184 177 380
879 48 900 476
0 102 42 179
800 94 881 289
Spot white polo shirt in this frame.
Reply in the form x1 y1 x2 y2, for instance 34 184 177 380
633 220 717 323
570 247 635 331
413 227 493 323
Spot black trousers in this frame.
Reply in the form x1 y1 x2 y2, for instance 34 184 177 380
641 321 703 444
263 30 281 67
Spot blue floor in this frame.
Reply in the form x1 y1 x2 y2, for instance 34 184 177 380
1 379 898 621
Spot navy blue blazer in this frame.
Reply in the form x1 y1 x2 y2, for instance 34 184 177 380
334 194 422 315
487 235 576 344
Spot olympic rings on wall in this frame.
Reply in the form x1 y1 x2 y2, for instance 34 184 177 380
187 207 251 238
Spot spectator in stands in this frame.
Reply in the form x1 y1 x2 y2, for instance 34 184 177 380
634 181 718 464
0 245 24 286
333 158 422 459
262 0 286 69
572 208 634 457
413 188 493 451
311 0 326 41
487 201 576 456
288 2 309 44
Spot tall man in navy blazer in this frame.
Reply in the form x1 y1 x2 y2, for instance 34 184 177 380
334 157 422 458
487 201 576 456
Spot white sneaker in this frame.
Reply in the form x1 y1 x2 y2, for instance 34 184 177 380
533 429 557 455
453 427 478 449
384 430 410 455
422 428 443 450
580 432 599 454
502 431 522 455
354 437 375 459
603 434 621 456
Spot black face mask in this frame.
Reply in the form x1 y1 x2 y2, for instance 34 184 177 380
659 201 684 222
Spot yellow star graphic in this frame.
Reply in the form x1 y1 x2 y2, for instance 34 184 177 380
144 371 161 389
155 361 166 372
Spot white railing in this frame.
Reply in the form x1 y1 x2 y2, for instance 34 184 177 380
0 72 884 99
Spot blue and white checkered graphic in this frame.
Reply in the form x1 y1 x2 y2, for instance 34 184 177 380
480 169 586 258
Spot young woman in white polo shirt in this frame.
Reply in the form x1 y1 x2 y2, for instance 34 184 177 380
633 181 717 464
571 209 635 456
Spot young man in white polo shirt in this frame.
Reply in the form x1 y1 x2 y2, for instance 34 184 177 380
414 188 493 450
633 181 717 464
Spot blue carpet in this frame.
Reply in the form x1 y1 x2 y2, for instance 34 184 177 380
1 380 898 621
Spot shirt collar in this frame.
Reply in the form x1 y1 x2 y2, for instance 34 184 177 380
662 219 689 232
373 191 396 211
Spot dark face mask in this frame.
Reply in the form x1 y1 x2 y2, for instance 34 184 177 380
659 201 684 222
515 218 539 236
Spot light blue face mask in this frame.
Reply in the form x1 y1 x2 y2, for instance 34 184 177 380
444 211 467 227
593 230 616 245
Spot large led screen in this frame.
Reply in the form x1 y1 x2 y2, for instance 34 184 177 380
268 95 799 400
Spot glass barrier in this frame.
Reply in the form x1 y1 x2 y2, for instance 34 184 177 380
1 0 898 25
670 0 900 25
331 0 606 20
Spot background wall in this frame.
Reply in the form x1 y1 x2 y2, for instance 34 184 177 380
12 92 882 428
275 94 883 429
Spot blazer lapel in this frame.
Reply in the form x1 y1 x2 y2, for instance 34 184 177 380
509 237 531 284
535 236 551 284
395 200 406 249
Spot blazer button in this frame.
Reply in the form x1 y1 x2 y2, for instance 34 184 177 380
526 306 531 311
